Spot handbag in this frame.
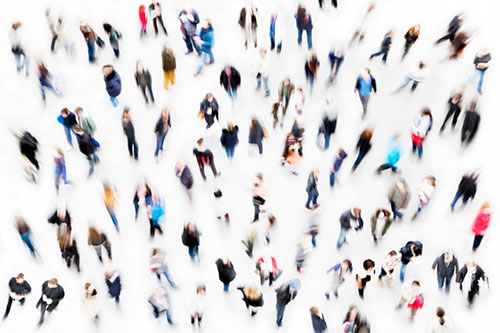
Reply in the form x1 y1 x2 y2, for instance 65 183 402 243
96 36 105 48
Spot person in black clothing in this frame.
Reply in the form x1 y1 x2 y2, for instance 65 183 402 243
336 208 363 250
456 262 488 306
48 206 71 228
135 61 155 104
149 1 168 35
450 171 478 211
461 101 480 144
220 65 241 100
122 108 138 160
88 226 112 263
199 93 219 129
17 131 39 170
310 306 327 333
57 224 80 272
74 125 99 176
216 258 236 292
432 251 459 294
471 49 491 94
175 162 194 201
275 279 300 327
305 52 320 93
435 14 464 44
402 24 420 59
318 99 337 150
440 90 463 133
352 128 373 171
154 108 171 160
399 241 423 282
369 31 392 63
105 269 121 305
3 273 31 319
193 138 219 180
182 222 200 262
237 285 263 316
36 278 65 326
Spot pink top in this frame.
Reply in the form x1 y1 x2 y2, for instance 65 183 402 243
471 212 491 235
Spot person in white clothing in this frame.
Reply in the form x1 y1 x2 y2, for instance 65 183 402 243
394 61 427 93
412 176 436 220
428 307 454 332
188 285 206 328
253 49 271 96
411 108 433 159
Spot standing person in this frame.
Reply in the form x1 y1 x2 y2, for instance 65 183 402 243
329 149 347 189
376 134 402 174
275 279 300 328
305 52 320 94
199 93 219 129
83 283 99 322
150 248 176 288
15 217 37 257
237 285 264 316
188 285 206 327
342 306 371 332
432 251 459 294
104 269 121 305
249 118 267 155
194 19 214 76
38 62 60 102
402 24 420 59
310 306 327 333
3 273 31 320
103 182 119 232
74 125 99 176
390 179 414 223
149 1 168 36
354 68 377 118
253 49 271 96
148 194 166 239
175 162 194 200
456 262 488 306
53 151 68 188
324 259 352 300
370 208 392 243
139 5 148 38
238 2 258 49
411 108 433 159
182 222 200 262
396 280 424 321
215 258 236 292
356 259 376 299
80 22 97 63
471 202 491 253
135 61 155 104
439 90 463 133
412 176 436 220
161 45 176 90
57 108 78 148
36 278 65 327
450 172 478 211
220 65 241 101
251 173 268 222
269 11 284 53
102 65 122 107
336 208 363 250
305 169 320 209
399 241 423 282
369 30 393 63
122 108 139 160
461 101 480 145
394 60 427 93
154 108 171 160
277 77 295 117
148 287 174 325
429 307 454 332
327 46 345 85
179 7 200 55
103 23 120 59
10 22 30 76
317 98 337 150
87 226 112 263
295 5 313 49
220 122 239 161
435 14 464 45
255 254 281 286
58 226 81 272
75 107 97 146
193 138 219 180
470 49 491 94
377 250 400 287
352 128 373 171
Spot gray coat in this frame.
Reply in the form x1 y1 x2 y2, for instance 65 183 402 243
432 254 459 278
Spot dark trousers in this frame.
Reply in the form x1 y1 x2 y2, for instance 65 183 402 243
370 48 389 63
197 161 217 180
140 84 155 103
149 219 164 238
127 138 139 159
36 299 57 325
153 16 167 35
436 32 456 44
270 36 282 53
440 108 461 131
352 149 368 171
50 35 58 52
253 197 265 222
4 296 25 318
473 235 484 250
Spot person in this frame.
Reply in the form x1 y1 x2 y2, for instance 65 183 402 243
193 138 219 180
194 19 214 76
329 149 347 189
396 280 424 321
17 131 39 173
154 108 171 159
149 287 174 325
399 241 423 282
343 306 371 332
253 49 271 96
317 98 337 150
325 259 352 299
3 273 31 320
411 108 433 159
199 93 219 129
269 11 284 53
356 259 376 299
242 226 258 258
355 68 377 118
179 7 201 55
318 0 338 9
104 269 121 305
9 22 30 76
388 179 410 220
83 283 99 322
238 2 258 49
456 262 488 306
220 65 240 100
57 108 78 148
352 128 373 171
305 169 319 209
134 181 152 220
74 125 99 176
461 100 480 144
122 108 138 160
295 5 313 49
310 306 327 333
102 65 122 107
175 162 194 200
429 307 454 332
291 87 306 115
448 31 470 59
402 24 420 59
139 5 148 38
54 17 74 56
161 45 176 90
249 118 267 155
394 61 427 93
412 176 436 220
450 172 478 211
256 254 281 286
252 173 268 222
215 258 236 292
36 278 65 326
220 122 239 160
432 251 459 294
440 90 463 133
149 1 168 35
103 182 119 231
189 285 206 327
370 208 392 243
305 52 320 94
369 30 392 63
48 206 71 228
295 234 313 273
148 194 166 238
278 77 295 116
327 46 345 84
135 61 154 104
337 208 363 250
436 14 463 44
182 222 200 262
470 49 491 94
471 202 491 253
275 279 300 328
376 134 402 174
75 107 98 146
15 217 37 256
87 226 112 263
80 22 97 63
238 285 263 316
38 62 61 102
213 186 230 223
150 248 176 288
349 3 375 47
378 250 400 287
103 23 120 58
58 225 80 272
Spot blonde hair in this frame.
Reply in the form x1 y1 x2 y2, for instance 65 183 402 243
243 286 261 300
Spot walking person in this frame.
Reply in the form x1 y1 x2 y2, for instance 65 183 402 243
148 194 166 239
182 222 200 262
104 269 121 305
38 62 61 102
36 278 65 327
139 5 148 38
199 93 219 129
149 1 168 36
411 108 433 159
220 65 241 101
471 202 491 253
439 90 463 133
179 7 201 55
411 176 436 220
57 108 78 148
461 100 480 145
310 306 328 333
149 287 174 325
355 68 377 118
327 46 345 85
237 285 264 316
450 172 478 211
74 125 99 176
431 251 459 294
456 261 488 307
388 179 411 221
402 24 420 59
324 259 352 299
9 22 30 76
317 98 337 150
352 128 373 171
435 14 464 45
75 107 98 147
295 5 313 49
3 273 31 320
87 226 112 263
154 108 171 160
161 45 176 90
253 49 271 96
470 49 491 94
356 259 376 299
399 240 423 282
370 208 392 243
16 217 37 257
429 307 455 332
150 248 177 288
251 173 268 222
135 61 155 104
220 122 239 161
215 258 236 292
376 134 402 174
305 52 320 94
194 19 215 76
336 208 363 250
329 149 347 189
122 108 139 160
238 2 258 49
103 23 121 59
396 280 424 321
80 22 97 63
102 65 122 107
189 285 206 327
175 162 194 200
377 250 400 287
83 283 99 322
278 77 295 116
394 61 427 93
269 11 284 53
305 169 320 209
249 118 267 155
103 182 119 232
193 138 219 180
275 279 300 328
369 30 392 63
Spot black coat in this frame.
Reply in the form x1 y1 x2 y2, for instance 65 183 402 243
399 241 423 265
8 278 31 296
19 132 39 169
122 119 136 141
311 313 328 332
178 166 193 189
182 228 200 248
339 210 363 230
220 67 241 90
456 265 486 301
457 175 477 199
238 288 264 308
61 113 77 128
220 127 239 149
106 274 121 298
48 210 71 228
275 283 297 305
77 132 96 156
461 111 480 140
356 136 372 154
320 116 337 135
40 281 65 309
154 115 171 135
216 259 236 284
432 254 459 278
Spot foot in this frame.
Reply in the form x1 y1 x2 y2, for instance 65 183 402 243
324 292 330 300
378 278 383 287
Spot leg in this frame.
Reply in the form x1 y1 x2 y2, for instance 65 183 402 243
324 133 331 150
147 84 155 103
88 155 95 175
270 36 275 50
297 28 303 45
64 126 73 146
38 302 47 326
50 35 58 52
133 142 139 160
165 309 173 325
472 235 484 251
153 18 159 35
410 80 419 92
437 275 444 290
352 150 367 170
3 296 14 318
395 77 412 93
157 16 168 35
263 76 270 96
360 95 369 117
197 52 208 74
332 0 338 7
277 42 282 53
400 263 407 282
451 110 461 128
417 144 423 159
94 246 103 262
223 283 229 292
382 50 389 63
127 139 134 157
140 86 148 103
198 163 207 180
370 50 385 59
163 268 177 288
306 29 313 50
305 192 313 208
440 110 455 132
276 303 286 327
253 201 260 222
444 276 451 294
110 96 117 107
329 171 335 188
336 227 347 250
450 191 462 211
477 70 485 93
209 160 218 177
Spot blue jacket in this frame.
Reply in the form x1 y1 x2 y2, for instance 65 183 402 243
199 26 214 53
386 136 401 165
295 13 312 30
151 198 165 224
332 151 348 172
220 127 239 149
249 123 264 145
106 274 121 298
104 70 122 97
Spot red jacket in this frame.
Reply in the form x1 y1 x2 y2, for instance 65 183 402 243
407 294 424 310
257 256 278 274
139 7 148 28
471 212 491 235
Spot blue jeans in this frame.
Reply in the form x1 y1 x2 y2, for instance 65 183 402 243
305 190 318 208
197 50 214 74
127 139 139 159
55 166 67 189
164 309 173 325
88 152 99 175
155 133 167 157
188 246 199 261
226 87 237 100
157 269 176 288
323 133 331 150
473 235 484 250
308 75 315 94
370 49 388 63
63 126 76 146
110 96 117 107
329 171 336 188
40 78 58 101
86 40 95 63
107 208 119 231
225 147 235 159
336 227 348 250
257 76 270 95
223 283 230 292
472 69 486 92
412 143 423 159
276 303 287 327
450 191 469 210
297 28 312 49
352 150 367 170
14 54 30 76
20 231 35 255
395 76 419 92
400 263 407 282
437 275 451 294
390 201 403 219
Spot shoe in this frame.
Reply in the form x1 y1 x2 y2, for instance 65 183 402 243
324 292 330 300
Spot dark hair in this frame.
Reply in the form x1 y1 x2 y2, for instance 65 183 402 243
363 259 375 270
388 250 397 256
297 7 306 17
342 259 352 270
197 138 204 145
436 307 445 325
17 273 24 279
61 108 69 115
414 246 423 256
412 280 420 287
103 23 112 33
361 128 373 141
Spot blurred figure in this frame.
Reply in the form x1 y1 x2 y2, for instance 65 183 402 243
432 251 459 294
87 226 112 263
80 21 97 63
394 61 427 93
370 209 392 243
9 22 30 76
220 122 239 161
411 108 433 159
242 226 257 258
189 285 206 327
150 248 176 288
429 307 454 332
336 208 363 250
269 11 284 53
178 7 201 55
378 250 400 287
149 1 168 36
199 93 219 129
356 259 376 299
295 233 313 273
376 134 402 174
251 173 268 222
103 182 119 231
3 273 31 320
253 49 271 96
122 107 139 160
182 222 200 262
369 30 392 64
57 225 80 272
75 107 98 147
471 202 491 253
355 68 377 118
16 217 37 257
450 171 478 211
327 45 344 85
215 257 236 292
149 287 173 325
102 65 122 107
103 23 121 59
325 259 352 299
349 3 375 47
329 149 347 189
396 280 424 321
470 49 491 94
402 24 420 59
318 0 337 9
256 254 281 286
154 108 172 160
74 125 100 176
249 118 267 155
352 128 373 171
36 278 65 326
399 241 423 282
305 52 320 93
238 2 258 49
278 77 295 116
148 194 166 239
161 45 176 90
48 205 71 228
275 279 300 327
456 261 488 306
193 138 219 180
104 269 121 305
439 90 463 133
435 14 464 45
448 31 470 59
317 97 337 150
175 162 194 200
412 176 436 220
220 65 241 101
54 17 75 56
237 285 263 316
461 100 480 145
38 61 61 102
138 5 148 38
194 19 214 76
83 283 99 322
135 61 154 104
16 131 39 182
342 306 370 332
57 108 78 148
133 180 152 220
295 5 313 49
291 87 306 115
310 306 327 333
305 169 319 209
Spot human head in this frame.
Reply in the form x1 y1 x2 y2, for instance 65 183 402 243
444 251 454 262
102 65 114 76
75 107 83 116
48 278 58 287
363 259 375 271
480 202 491 214
206 93 213 101
197 285 206 295
342 259 352 271
310 306 320 316
16 273 25 283
61 108 69 116
197 138 204 148
352 208 361 218
161 108 169 119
